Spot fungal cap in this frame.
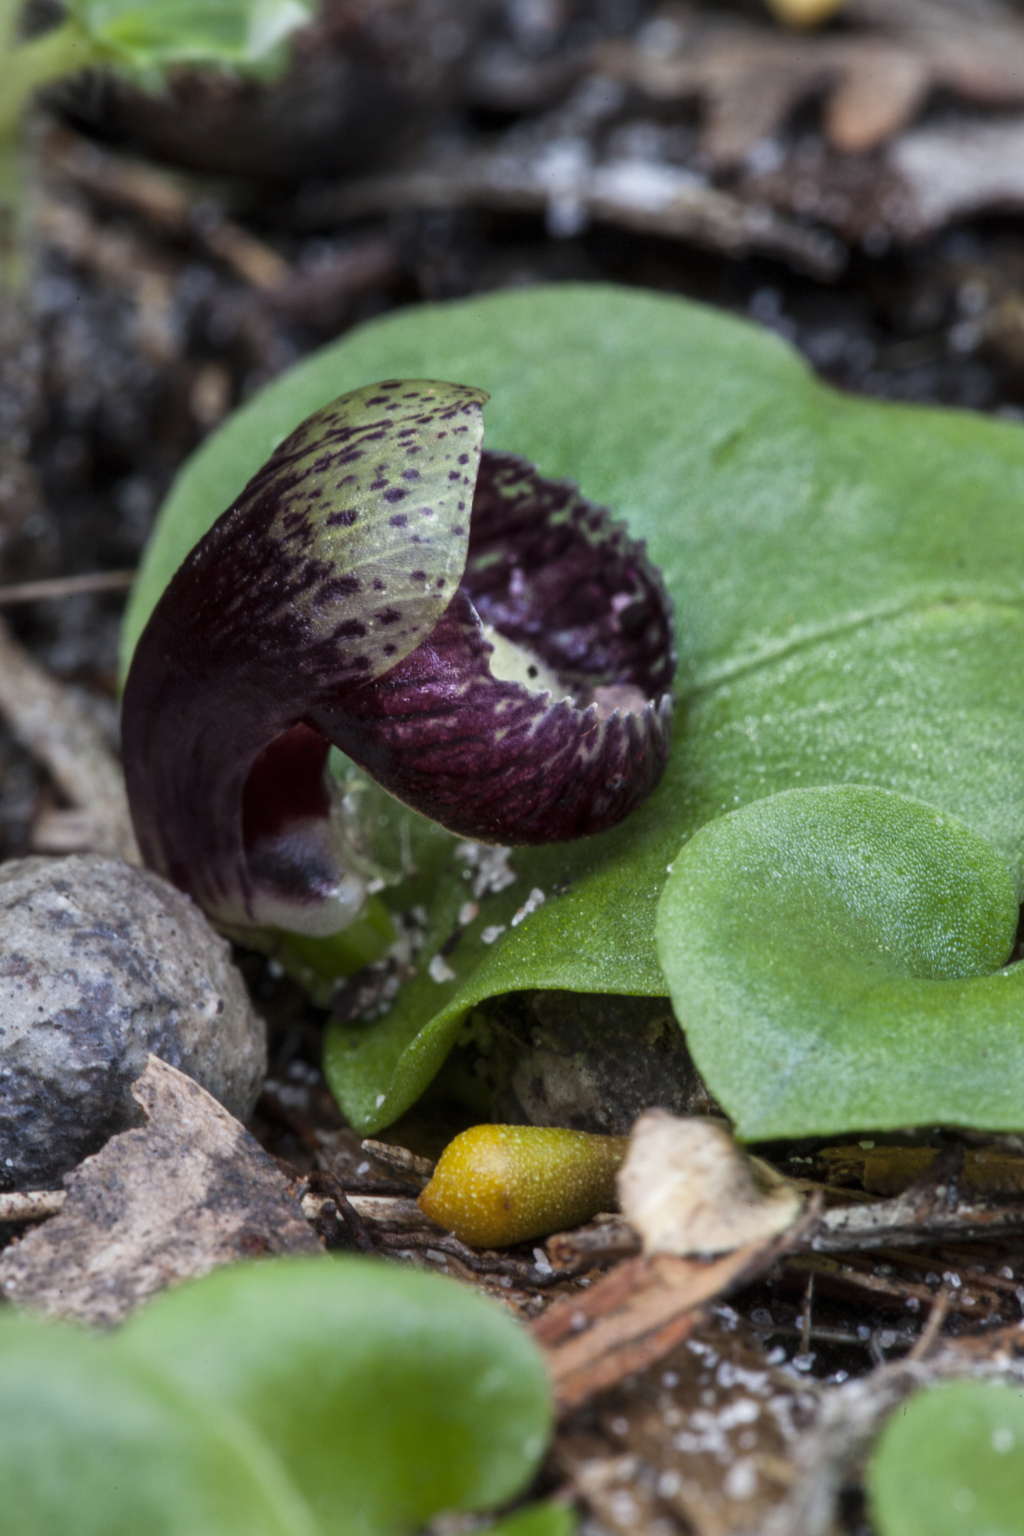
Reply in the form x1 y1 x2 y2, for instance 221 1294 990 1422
417 1124 629 1249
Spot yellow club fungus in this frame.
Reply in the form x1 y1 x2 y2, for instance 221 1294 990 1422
418 1124 629 1248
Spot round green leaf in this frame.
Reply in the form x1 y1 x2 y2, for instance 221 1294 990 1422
868 1380 1024 1536
121 1255 553 1536
0 1310 315 1536
656 786 1022 1139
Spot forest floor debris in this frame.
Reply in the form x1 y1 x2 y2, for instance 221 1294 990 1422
0 1057 318 1326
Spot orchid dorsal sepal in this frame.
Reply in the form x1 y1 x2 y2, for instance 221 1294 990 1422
122 378 676 940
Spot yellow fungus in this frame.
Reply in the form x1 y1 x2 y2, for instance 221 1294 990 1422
418 1124 629 1248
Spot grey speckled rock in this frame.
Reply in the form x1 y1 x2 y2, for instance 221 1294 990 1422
0 855 266 1189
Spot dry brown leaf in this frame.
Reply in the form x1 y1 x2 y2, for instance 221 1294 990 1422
0 1055 319 1325
618 1112 803 1258
599 0 1024 166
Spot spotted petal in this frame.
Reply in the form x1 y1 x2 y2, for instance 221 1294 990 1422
122 383 674 939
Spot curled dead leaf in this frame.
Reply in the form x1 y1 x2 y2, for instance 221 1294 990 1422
617 1111 804 1258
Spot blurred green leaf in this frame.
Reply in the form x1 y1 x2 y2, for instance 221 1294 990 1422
0 1309 316 1536
0 1256 551 1535
68 0 312 73
488 1505 577 1536
121 1256 552 1536
122 283 1024 1136
868 1380 1024 1536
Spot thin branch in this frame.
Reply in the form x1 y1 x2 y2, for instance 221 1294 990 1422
0 569 134 606
907 1284 953 1362
0 1189 65 1221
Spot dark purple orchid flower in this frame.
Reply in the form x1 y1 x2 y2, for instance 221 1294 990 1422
122 380 675 938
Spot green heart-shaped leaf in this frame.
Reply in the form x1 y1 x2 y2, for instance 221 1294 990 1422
121 1256 552 1536
123 283 1024 1136
656 786 1022 1139
867 1380 1024 1536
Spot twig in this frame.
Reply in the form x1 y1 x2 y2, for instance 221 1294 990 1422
0 615 139 863
804 1184 1024 1251
297 151 845 278
907 1284 953 1361
536 1198 822 1415
0 570 134 606
0 1190 65 1222
800 1272 814 1356
40 125 290 292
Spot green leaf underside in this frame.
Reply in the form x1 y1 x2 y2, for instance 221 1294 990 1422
867 1381 1024 1536
0 1257 552 1536
123 284 1024 1137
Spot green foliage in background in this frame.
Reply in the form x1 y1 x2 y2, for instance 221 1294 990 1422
0 0 312 146
0 1255 555 1536
123 283 1024 1139
868 1379 1024 1536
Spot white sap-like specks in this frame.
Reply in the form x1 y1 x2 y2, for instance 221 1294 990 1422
455 841 518 898
428 953 456 984
511 888 546 927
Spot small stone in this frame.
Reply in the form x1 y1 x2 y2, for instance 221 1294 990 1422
0 855 266 1188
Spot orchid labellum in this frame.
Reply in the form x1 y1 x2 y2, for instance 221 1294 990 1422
122 380 675 940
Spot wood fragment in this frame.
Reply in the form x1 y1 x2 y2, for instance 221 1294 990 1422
41 125 290 291
819 1142 1024 1198
360 1137 434 1185
0 1190 65 1222
0 616 138 863
598 0 1024 164
545 1214 641 1274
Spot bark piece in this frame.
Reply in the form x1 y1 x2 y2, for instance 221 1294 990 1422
0 854 266 1188
618 1112 803 1258
0 1056 319 1325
